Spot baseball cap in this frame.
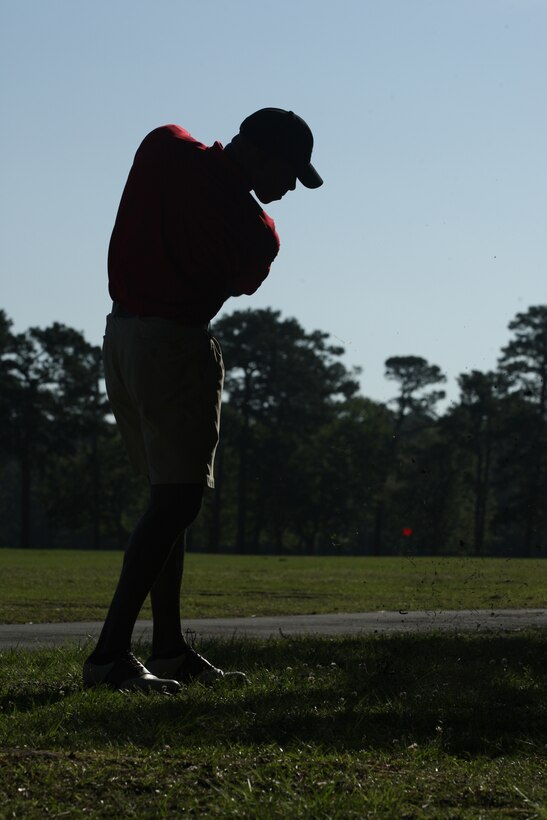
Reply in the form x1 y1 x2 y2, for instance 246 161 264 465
239 108 323 189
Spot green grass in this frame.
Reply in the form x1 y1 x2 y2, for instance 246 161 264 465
0 550 545 624
0 633 546 817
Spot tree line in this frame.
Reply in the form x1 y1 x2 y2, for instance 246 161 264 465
0 305 545 556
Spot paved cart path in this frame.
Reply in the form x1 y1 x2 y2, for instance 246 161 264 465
0 609 545 650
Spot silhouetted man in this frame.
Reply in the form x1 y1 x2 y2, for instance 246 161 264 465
84 109 323 692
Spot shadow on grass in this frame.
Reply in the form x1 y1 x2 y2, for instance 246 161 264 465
0 647 81 715
233 632 547 757
2 633 545 758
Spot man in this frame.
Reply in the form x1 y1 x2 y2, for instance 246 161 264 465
84 108 323 692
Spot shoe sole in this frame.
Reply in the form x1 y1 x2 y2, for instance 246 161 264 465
83 679 181 694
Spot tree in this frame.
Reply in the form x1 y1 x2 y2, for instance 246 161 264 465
498 305 547 417
385 356 447 435
373 356 447 554
2 320 106 547
0 311 17 456
447 371 503 554
496 306 547 554
284 397 393 554
213 308 360 552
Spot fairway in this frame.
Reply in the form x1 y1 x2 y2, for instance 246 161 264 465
1 554 546 817
0 550 545 624
0 633 546 817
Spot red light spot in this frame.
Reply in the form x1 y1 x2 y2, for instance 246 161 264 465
402 527 413 537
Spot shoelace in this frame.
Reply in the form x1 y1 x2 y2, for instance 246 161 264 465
185 647 208 665
124 651 147 674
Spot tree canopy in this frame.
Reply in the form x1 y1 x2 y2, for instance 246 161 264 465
0 304 545 556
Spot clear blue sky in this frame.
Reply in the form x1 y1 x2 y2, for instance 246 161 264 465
1 0 545 408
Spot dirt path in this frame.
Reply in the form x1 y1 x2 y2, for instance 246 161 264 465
0 608 545 650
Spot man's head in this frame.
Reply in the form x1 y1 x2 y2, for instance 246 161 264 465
227 108 323 204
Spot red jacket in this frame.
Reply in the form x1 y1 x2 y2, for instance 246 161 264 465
108 125 280 323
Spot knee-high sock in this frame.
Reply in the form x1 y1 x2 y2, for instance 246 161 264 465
150 529 187 657
89 483 203 662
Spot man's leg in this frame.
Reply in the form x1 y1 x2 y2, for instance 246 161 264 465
150 529 187 658
88 482 203 663
145 488 248 686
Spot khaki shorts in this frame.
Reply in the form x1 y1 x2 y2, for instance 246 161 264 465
102 314 224 487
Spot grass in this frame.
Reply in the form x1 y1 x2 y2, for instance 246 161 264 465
0 632 546 818
0 550 545 624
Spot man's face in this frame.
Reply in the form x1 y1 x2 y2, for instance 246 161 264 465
252 154 297 203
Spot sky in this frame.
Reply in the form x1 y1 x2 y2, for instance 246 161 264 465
1 0 545 410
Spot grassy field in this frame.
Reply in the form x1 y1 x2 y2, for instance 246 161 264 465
1 552 545 816
0 632 546 818
0 550 545 624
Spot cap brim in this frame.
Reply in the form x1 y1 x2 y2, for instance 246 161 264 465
297 163 323 189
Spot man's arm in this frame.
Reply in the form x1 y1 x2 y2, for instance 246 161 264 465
224 209 280 297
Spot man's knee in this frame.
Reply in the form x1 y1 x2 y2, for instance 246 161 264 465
149 483 204 532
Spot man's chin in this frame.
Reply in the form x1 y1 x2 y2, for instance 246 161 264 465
254 190 281 204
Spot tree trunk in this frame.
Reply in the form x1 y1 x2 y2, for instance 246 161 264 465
473 446 485 555
523 452 542 557
373 497 384 556
251 484 265 553
91 431 100 549
209 442 223 552
19 450 31 548
236 419 249 553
